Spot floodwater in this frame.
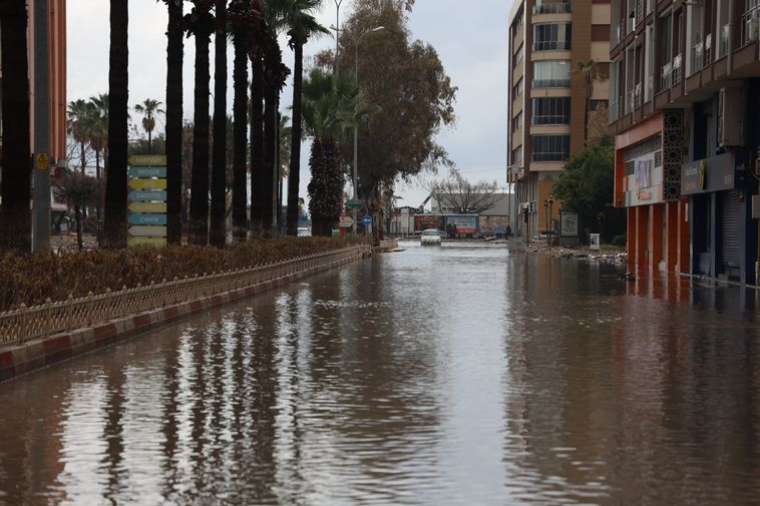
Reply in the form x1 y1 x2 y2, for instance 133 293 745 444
1 242 760 505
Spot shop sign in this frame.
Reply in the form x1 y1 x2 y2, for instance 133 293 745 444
560 211 579 238
682 152 734 195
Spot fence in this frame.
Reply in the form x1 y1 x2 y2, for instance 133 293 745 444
0 246 370 347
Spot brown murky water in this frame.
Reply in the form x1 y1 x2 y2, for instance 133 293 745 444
1 243 760 505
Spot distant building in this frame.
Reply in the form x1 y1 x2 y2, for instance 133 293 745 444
389 206 418 237
507 0 612 239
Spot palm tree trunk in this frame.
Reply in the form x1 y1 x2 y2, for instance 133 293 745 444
0 0 32 252
75 206 83 251
103 0 129 249
148 131 153 154
250 51 265 234
232 29 249 242
166 0 183 245
80 142 86 174
190 31 211 246
95 150 102 223
286 42 304 237
210 0 228 249
261 84 276 234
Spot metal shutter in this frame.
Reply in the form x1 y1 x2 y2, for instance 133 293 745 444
720 190 742 275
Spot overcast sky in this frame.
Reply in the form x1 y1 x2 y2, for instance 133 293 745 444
67 0 509 207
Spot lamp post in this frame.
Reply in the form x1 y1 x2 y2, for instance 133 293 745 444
352 25 385 235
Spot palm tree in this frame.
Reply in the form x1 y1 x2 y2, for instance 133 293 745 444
270 0 329 236
209 0 229 248
67 99 92 174
134 99 164 154
0 0 32 251
228 0 260 242
302 68 356 236
185 0 215 246
103 0 130 249
163 0 184 245
88 94 109 180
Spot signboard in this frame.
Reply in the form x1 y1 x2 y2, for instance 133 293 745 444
414 215 444 232
347 199 363 210
128 155 167 248
363 215 372 227
681 153 735 195
35 152 50 172
339 215 354 228
444 215 478 235
560 211 579 238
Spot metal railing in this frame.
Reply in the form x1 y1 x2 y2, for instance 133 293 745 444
533 40 571 51
532 78 571 89
0 246 370 347
719 24 730 58
532 114 570 125
691 40 705 75
743 6 760 46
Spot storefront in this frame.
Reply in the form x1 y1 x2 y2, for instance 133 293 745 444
681 152 756 283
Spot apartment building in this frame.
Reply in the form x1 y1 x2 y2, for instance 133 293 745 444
507 0 612 240
610 0 760 284
0 0 67 164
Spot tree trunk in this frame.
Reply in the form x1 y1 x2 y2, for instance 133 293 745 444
286 42 304 237
0 0 32 253
210 0 228 249
80 142 86 174
95 150 102 224
261 85 276 234
148 131 153 154
232 29 249 242
75 206 83 251
250 51 265 234
166 0 183 245
190 31 211 246
103 0 129 249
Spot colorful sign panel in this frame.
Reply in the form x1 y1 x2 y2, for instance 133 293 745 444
681 153 735 195
444 215 478 235
128 155 168 248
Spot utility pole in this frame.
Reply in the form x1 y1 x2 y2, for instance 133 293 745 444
32 0 51 253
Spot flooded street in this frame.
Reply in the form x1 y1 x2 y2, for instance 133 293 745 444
1 243 760 505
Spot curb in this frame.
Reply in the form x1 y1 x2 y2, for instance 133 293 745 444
0 252 364 384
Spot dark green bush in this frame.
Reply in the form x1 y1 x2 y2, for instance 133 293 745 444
611 234 627 247
0 237 362 311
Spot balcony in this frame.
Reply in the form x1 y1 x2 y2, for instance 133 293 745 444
742 6 760 47
719 24 730 59
532 1 570 15
533 40 571 51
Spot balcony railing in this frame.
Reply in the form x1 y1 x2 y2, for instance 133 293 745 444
742 6 760 46
719 24 730 58
690 40 704 75
532 114 570 125
532 78 571 88
533 40 571 51
532 1 571 15
532 151 569 162
633 83 643 109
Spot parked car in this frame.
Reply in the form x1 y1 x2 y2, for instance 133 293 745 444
420 228 442 246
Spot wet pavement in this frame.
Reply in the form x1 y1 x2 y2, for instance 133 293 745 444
1 242 760 505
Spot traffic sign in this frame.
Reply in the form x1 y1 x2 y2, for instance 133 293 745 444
129 225 167 238
129 213 167 226
128 237 168 248
128 178 167 190
339 216 354 228
363 215 372 226
128 166 167 178
347 199 363 210
129 190 167 202
128 155 167 167
129 202 167 213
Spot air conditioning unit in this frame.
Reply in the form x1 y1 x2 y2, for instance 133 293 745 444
719 85 745 147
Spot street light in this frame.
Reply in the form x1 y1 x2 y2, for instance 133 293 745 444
351 25 386 234
330 0 344 75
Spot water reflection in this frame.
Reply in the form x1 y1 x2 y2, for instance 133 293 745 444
0 244 759 505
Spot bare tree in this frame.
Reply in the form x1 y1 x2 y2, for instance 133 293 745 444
428 169 501 214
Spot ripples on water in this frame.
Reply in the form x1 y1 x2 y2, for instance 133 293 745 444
1 243 760 505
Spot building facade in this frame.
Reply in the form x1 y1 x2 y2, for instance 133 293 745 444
507 0 612 240
610 0 760 284
0 0 67 165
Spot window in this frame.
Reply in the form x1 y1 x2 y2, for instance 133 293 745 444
534 24 572 51
533 61 571 88
533 0 571 15
512 77 524 100
532 97 571 124
512 111 523 131
532 135 570 161
512 146 523 165
513 45 524 68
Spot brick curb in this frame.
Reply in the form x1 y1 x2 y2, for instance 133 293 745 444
0 252 366 384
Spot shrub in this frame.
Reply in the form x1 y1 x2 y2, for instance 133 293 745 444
0 237 362 311
611 234 626 247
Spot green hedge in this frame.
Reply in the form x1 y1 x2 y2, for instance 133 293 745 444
0 237 361 312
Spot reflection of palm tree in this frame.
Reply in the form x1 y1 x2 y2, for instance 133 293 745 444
134 99 164 154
